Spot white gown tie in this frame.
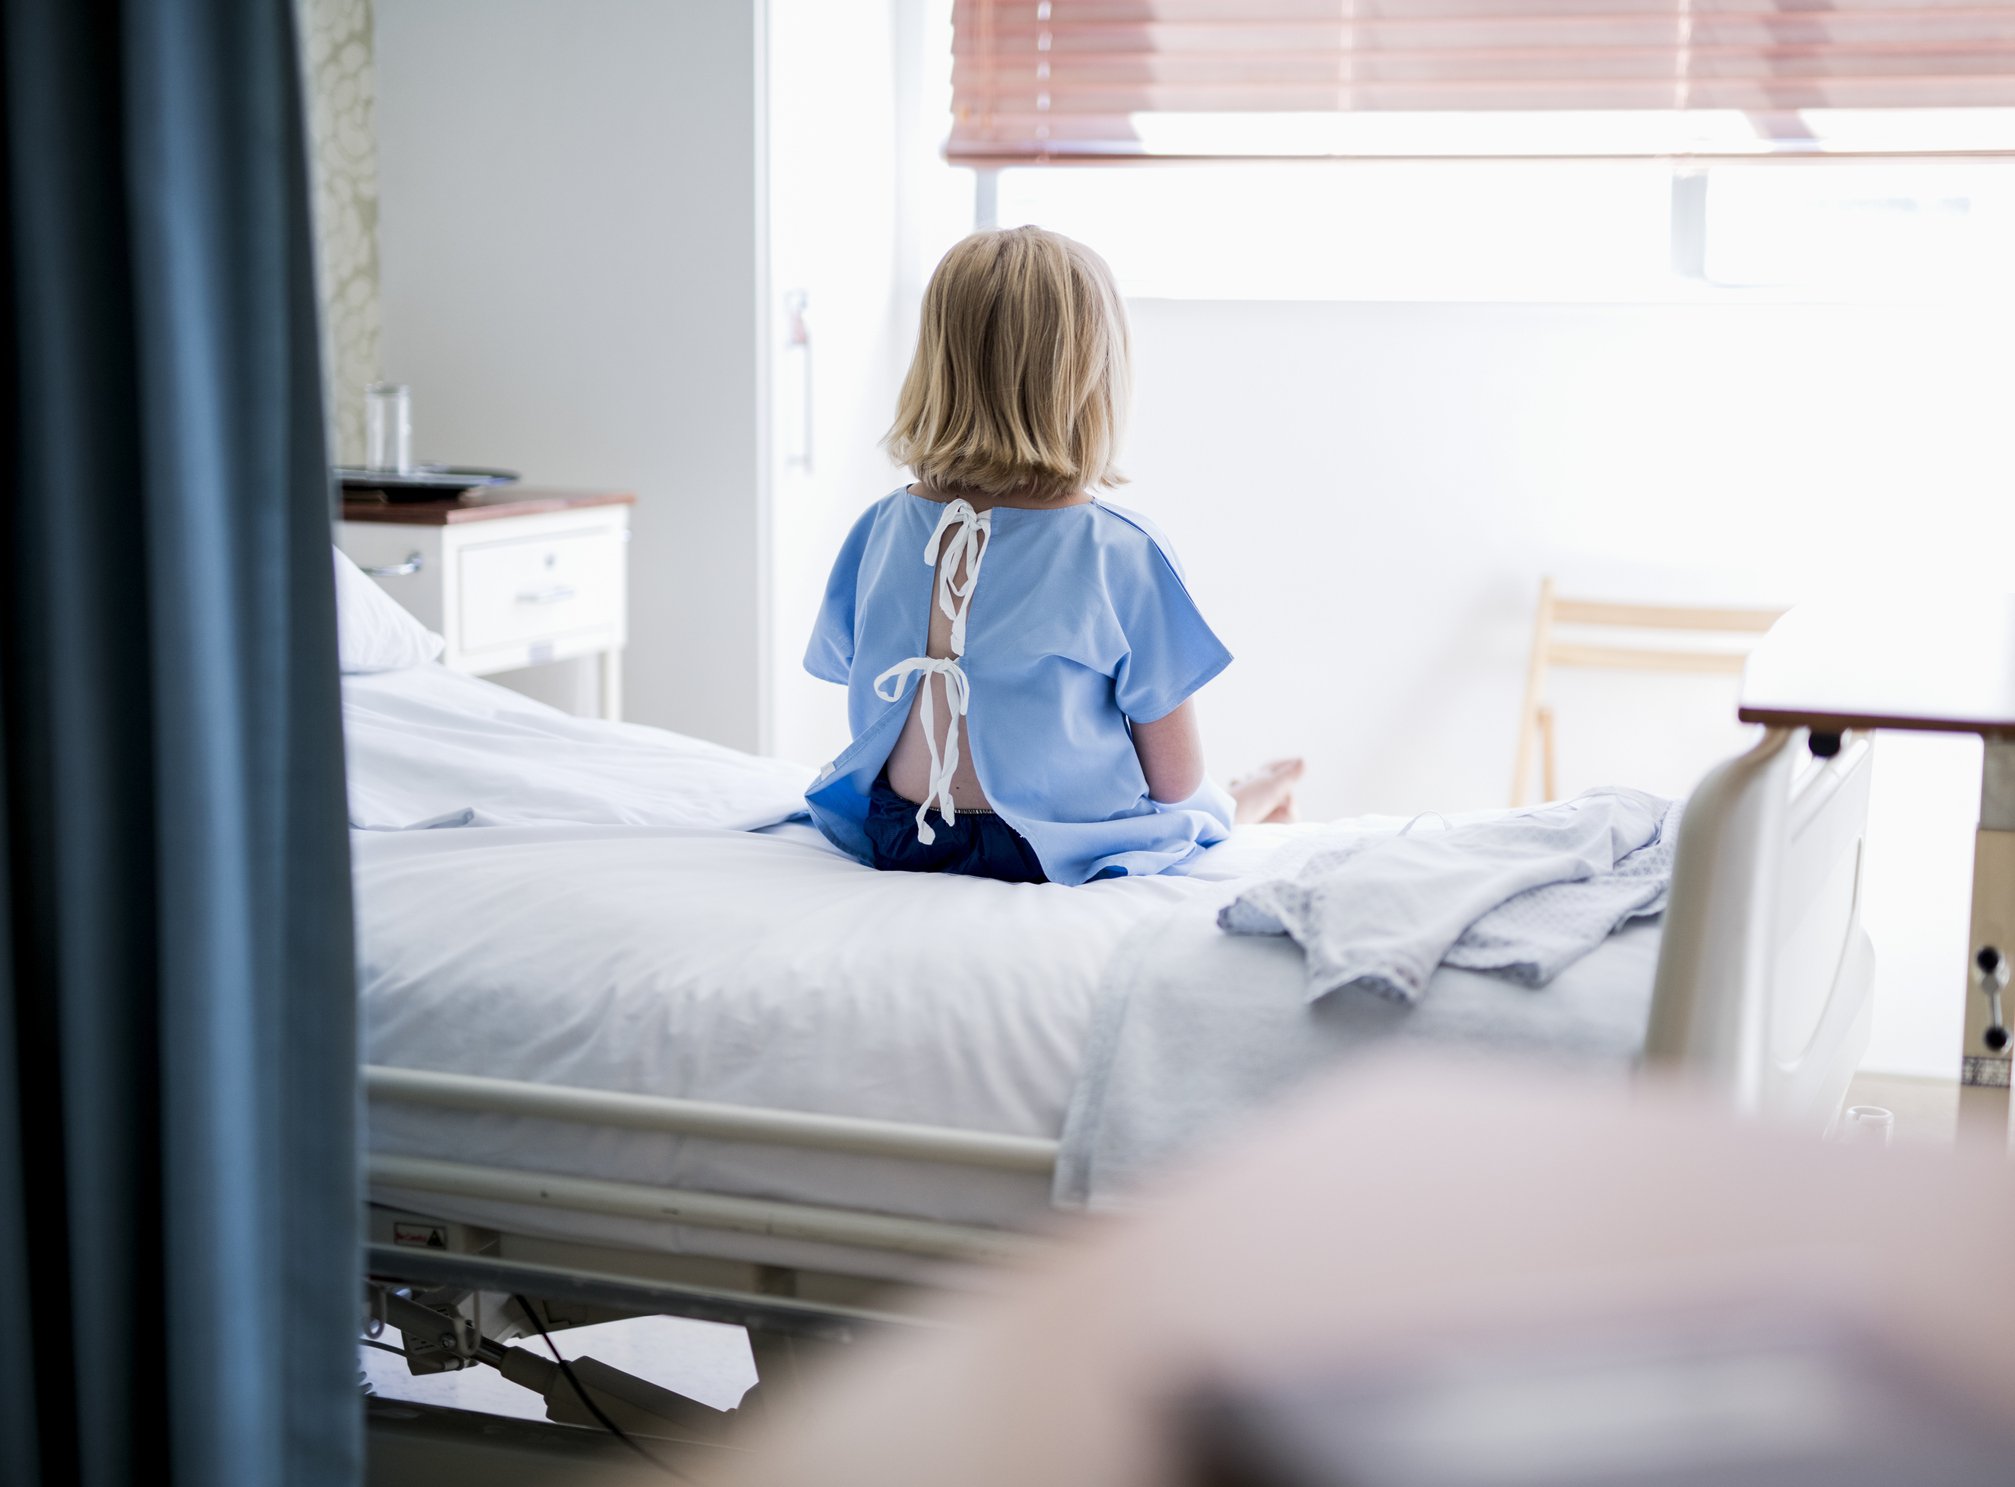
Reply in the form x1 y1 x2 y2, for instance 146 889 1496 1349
873 499 991 844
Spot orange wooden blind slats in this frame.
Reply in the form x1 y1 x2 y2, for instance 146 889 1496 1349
949 0 2015 160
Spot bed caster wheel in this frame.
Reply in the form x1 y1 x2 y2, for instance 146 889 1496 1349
1978 949 2009 1053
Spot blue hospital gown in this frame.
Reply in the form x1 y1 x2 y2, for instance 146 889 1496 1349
803 486 1236 886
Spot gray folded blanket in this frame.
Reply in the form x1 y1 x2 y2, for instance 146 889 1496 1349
1055 903 1660 1210
1218 787 1678 1004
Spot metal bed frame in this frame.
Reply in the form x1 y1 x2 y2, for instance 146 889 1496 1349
364 1063 1049 1266
364 726 1879 1379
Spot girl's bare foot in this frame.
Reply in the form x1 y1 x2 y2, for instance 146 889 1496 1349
1230 758 1305 825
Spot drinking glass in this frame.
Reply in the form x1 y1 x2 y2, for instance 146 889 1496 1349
365 383 413 474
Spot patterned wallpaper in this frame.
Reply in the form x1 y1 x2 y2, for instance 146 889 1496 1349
300 0 380 467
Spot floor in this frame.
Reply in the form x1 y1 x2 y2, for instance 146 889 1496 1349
365 1394 748 1486
366 1396 640 1487
361 1312 757 1422
1840 1070 1960 1148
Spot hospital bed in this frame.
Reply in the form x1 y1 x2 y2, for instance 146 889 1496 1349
341 571 1874 1411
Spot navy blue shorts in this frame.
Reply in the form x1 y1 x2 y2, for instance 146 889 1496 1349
863 775 1048 884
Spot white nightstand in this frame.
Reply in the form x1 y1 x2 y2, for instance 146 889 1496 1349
337 488 634 719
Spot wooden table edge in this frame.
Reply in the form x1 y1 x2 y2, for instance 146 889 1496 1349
339 489 638 525
1738 706 2015 739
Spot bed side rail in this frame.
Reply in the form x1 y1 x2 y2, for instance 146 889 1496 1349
366 1153 1038 1263
364 1064 1060 1175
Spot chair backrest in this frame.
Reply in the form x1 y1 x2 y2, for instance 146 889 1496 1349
1644 728 1876 1132
1513 578 1789 805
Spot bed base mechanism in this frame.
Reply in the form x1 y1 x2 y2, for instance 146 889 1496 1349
364 1063 1060 1174
368 1152 1042 1263
366 1275 739 1445
365 1241 920 1343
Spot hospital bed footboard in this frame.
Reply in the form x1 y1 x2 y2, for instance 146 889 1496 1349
1645 726 1876 1130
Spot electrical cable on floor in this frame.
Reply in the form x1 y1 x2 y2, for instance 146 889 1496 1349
512 1292 693 1481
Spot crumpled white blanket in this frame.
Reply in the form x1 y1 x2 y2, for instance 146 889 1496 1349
1218 787 1677 1004
342 663 815 832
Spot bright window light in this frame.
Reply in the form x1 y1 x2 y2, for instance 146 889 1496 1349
1127 111 1768 159
993 157 2015 302
996 161 1677 302
1123 109 2015 161
1703 163 2015 288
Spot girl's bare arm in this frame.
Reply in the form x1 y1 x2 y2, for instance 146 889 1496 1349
1131 699 1205 804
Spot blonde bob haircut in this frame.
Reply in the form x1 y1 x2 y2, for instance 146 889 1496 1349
886 226 1130 503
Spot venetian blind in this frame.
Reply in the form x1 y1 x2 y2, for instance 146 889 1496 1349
948 0 2015 161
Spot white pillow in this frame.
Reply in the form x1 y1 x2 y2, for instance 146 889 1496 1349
333 545 445 673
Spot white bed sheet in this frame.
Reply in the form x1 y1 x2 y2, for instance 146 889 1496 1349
359 818 1657 1282
359 820 1228 1277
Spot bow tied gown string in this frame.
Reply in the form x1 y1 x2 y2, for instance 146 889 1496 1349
924 497 989 654
872 499 992 844
871 656 972 844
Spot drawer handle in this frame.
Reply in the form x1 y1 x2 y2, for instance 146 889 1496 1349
516 585 577 606
361 552 424 578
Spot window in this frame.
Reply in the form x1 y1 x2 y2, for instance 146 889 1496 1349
993 160 1675 300
951 2 2015 300
1701 161 2015 288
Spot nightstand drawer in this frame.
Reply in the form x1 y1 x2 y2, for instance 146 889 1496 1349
457 526 623 654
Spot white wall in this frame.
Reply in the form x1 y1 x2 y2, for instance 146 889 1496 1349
1122 299 2015 813
375 0 769 750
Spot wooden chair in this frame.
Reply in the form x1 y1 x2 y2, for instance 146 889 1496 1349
1512 578 1787 806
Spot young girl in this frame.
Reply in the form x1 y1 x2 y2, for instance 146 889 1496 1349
803 226 1301 885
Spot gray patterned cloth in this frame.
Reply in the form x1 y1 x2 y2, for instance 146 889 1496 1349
1218 788 1677 1004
